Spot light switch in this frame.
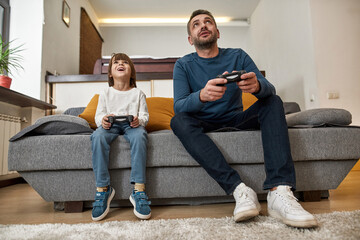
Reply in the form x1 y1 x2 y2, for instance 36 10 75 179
327 92 339 99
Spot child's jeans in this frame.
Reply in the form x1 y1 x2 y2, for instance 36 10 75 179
91 122 148 187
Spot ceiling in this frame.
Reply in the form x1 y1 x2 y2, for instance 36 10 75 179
88 0 260 26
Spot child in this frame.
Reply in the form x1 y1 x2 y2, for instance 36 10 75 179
91 53 151 221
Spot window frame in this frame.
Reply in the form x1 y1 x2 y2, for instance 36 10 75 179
0 0 10 43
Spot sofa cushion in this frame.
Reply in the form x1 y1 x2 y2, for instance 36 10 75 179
63 107 86 116
242 93 258 110
286 108 352 127
35 115 90 127
9 115 93 142
78 94 99 129
283 102 301 114
8 127 360 171
77 95 175 132
146 97 174 132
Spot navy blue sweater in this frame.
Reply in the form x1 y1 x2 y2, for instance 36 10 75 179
173 48 276 123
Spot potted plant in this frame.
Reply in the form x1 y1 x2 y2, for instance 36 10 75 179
0 35 24 88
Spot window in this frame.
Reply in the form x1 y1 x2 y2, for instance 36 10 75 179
0 0 10 43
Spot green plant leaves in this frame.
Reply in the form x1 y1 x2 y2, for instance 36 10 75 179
0 35 24 76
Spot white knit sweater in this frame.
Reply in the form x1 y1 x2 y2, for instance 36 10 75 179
95 87 149 127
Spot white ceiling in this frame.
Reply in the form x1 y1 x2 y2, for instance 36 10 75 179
88 0 260 20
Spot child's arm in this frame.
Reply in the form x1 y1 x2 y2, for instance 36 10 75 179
95 93 108 128
137 92 149 127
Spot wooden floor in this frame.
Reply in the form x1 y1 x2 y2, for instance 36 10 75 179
0 171 359 225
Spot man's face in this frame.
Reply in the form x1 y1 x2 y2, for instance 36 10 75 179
188 14 219 50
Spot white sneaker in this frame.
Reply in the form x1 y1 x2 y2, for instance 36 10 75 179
233 183 261 222
267 185 318 228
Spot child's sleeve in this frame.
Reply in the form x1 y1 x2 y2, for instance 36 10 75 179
138 92 149 127
94 93 107 127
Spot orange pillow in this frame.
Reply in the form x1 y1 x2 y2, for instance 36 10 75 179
145 97 174 133
78 95 175 132
78 94 99 129
242 93 258 111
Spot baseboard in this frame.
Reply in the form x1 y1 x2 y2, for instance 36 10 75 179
0 173 26 188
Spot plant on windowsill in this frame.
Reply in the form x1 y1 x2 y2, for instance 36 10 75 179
0 35 24 89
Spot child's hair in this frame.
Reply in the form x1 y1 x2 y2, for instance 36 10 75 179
108 53 137 87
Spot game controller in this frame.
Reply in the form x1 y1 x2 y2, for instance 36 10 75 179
216 70 247 86
107 115 134 126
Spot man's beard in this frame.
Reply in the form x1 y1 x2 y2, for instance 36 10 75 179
192 31 218 50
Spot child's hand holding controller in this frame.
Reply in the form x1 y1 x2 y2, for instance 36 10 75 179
102 115 113 130
130 116 139 128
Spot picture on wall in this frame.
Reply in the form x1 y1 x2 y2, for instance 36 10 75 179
62 0 70 27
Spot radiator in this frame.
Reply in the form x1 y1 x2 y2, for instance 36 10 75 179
0 114 21 176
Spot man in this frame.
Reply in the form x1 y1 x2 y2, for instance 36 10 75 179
170 9 318 228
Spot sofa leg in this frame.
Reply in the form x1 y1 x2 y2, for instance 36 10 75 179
300 191 322 202
64 201 84 213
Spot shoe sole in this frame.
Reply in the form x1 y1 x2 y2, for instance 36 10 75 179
234 202 261 222
268 208 318 228
129 195 151 220
234 208 260 222
92 188 115 221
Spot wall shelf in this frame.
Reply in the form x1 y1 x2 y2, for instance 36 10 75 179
0 86 56 110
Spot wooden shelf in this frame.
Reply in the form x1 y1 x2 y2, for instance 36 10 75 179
0 86 56 110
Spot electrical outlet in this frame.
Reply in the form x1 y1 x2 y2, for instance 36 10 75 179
327 92 339 99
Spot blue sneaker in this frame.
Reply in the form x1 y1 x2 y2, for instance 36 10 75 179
92 186 115 221
129 190 151 220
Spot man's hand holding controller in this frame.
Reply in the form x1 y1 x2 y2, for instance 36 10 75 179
199 70 260 102
235 71 260 94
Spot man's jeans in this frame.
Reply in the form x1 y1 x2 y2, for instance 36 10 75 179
91 122 148 187
170 95 296 195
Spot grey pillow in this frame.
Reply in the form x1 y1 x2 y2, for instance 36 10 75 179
35 115 90 128
63 107 86 116
9 115 93 142
283 102 301 114
286 108 352 127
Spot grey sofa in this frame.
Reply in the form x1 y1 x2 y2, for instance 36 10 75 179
8 103 360 212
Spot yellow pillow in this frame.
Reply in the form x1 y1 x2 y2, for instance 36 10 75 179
242 93 258 111
79 94 99 129
146 97 174 133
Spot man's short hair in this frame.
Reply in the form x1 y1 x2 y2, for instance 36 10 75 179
187 9 217 35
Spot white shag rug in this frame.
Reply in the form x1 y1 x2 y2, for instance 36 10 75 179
0 210 359 240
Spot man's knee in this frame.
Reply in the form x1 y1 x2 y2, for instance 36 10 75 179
260 95 284 111
171 112 196 135
170 112 187 131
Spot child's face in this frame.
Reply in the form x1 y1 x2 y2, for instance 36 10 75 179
110 59 132 83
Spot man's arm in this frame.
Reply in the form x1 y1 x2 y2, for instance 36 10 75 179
173 62 227 114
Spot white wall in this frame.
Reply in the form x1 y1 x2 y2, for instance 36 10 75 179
9 0 100 102
42 0 100 100
9 0 44 99
101 26 249 57
310 0 360 125
248 0 318 111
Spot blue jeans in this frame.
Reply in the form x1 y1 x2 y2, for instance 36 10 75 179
91 122 148 187
170 95 296 195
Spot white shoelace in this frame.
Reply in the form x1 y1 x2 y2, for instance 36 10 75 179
234 186 251 203
276 186 303 210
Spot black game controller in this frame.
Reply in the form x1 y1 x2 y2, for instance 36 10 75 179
216 70 247 86
107 115 134 126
